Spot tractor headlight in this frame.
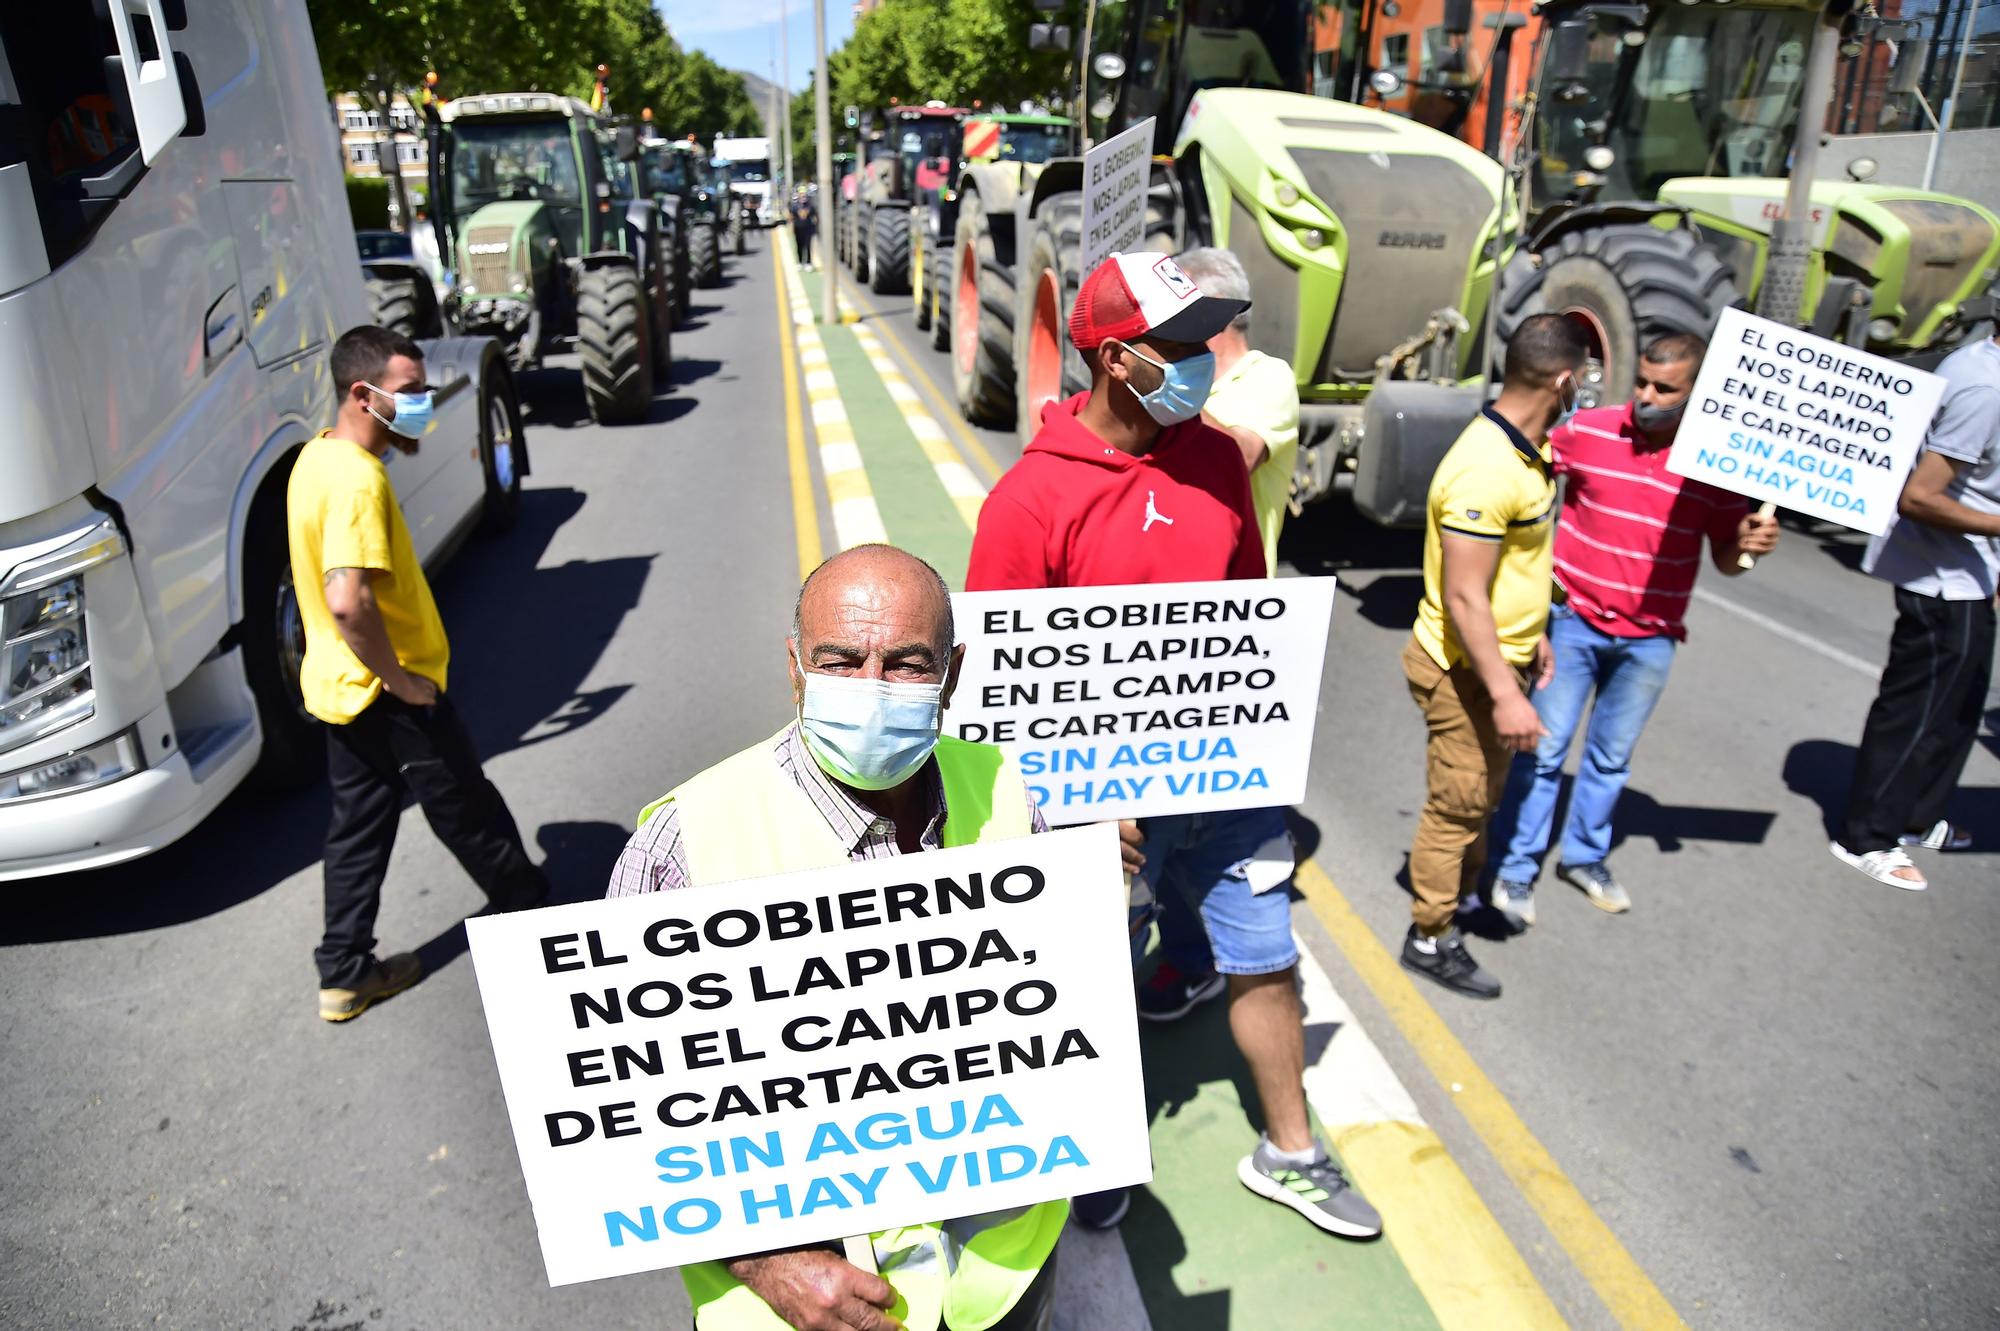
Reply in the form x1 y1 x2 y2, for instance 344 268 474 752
1297 228 1326 250
1275 182 1301 208
511 277 528 294
1583 145 1616 171
1867 317 1898 342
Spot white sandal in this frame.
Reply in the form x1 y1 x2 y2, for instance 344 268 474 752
1829 841 1928 891
1899 820 1973 852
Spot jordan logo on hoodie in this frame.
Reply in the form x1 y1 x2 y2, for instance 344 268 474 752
1143 490 1175 532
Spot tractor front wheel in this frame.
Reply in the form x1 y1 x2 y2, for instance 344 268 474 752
869 208 909 295
1496 223 1741 408
577 262 654 425
1012 191 1086 445
951 188 1016 427
689 221 722 289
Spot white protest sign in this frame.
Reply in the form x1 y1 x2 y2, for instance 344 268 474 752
949 578 1337 825
1079 117 1154 277
467 823 1148 1286
1665 305 1945 535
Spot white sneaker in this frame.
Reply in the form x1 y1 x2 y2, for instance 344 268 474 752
1829 841 1927 891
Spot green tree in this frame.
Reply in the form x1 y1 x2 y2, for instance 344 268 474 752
829 0 1067 114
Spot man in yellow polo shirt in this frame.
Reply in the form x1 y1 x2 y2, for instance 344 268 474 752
606 544 1064 1331
1401 314 1585 1000
288 326 547 1023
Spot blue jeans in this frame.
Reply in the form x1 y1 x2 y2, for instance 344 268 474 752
1493 605 1675 882
1128 806 1298 977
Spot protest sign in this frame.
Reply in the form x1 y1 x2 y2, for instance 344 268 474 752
466 823 1147 1286
1079 117 1154 277
1665 306 1945 535
949 578 1337 824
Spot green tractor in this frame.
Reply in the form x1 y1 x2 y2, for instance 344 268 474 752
917 113 1074 360
1487 0 2000 398
429 93 672 424
968 1 1513 528
844 103 967 297
641 137 728 293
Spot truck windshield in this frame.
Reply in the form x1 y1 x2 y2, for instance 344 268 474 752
1535 5 1818 203
999 125 1068 164
449 120 582 219
0 7 141 275
728 160 771 183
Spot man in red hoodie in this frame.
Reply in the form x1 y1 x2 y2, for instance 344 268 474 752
968 253 1381 1242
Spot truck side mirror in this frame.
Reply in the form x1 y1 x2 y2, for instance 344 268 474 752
1442 0 1473 37
615 126 639 161
1545 20 1593 83
1889 38 1928 95
1029 23 1072 52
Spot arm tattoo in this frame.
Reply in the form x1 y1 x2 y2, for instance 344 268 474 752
324 567 363 588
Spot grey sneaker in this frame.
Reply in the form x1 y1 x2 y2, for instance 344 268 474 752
1559 861 1631 913
1237 1137 1382 1238
1490 879 1536 931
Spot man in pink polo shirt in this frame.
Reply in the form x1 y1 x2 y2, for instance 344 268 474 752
1485 333 1779 926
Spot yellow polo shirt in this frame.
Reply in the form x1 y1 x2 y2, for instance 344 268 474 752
1204 349 1300 575
1413 407 1556 669
285 432 449 723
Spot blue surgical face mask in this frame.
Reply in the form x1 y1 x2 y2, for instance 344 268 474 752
1120 342 1216 426
1551 372 1580 434
795 649 946 791
364 381 436 439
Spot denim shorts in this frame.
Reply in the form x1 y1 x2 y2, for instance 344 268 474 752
1130 805 1298 976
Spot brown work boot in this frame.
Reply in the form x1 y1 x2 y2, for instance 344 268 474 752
319 952 422 1022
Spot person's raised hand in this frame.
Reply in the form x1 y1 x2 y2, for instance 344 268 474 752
1118 820 1146 875
1493 688 1547 754
727 1250 902 1331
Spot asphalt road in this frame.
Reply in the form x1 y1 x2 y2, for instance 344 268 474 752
3 232 1997 1331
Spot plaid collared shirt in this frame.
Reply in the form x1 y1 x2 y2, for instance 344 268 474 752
604 723 1046 896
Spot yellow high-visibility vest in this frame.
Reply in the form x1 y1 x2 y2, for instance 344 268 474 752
638 728 1066 1331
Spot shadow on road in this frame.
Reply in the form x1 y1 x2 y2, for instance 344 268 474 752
1783 736 1997 846
409 819 633 978
1279 495 1423 576
1783 512 1871 573
2 487 649 947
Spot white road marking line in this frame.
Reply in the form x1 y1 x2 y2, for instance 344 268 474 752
778 238 888 552
1691 586 1880 679
851 323 987 530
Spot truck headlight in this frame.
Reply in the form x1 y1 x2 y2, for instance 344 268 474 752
0 729 143 805
1 576 93 746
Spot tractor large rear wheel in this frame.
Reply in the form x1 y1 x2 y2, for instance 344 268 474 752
1496 223 1740 407
577 262 653 425
1013 191 1086 443
689 221 722 289
869 208 909 296
364 275 419 339
951 189 1016 427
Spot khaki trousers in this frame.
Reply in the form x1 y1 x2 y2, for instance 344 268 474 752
1403 635 1519 937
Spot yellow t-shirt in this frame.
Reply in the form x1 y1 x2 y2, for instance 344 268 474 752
1204 349 1300 576
286 432 450 723
1413 408 1556 670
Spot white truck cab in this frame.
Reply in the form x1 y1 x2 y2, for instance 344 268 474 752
712 136 777 227
0 0 522 880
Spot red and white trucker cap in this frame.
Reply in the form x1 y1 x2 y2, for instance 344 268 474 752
1069 252 1251 350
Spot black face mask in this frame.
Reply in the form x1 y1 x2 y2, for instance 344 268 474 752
1632 399 1686 433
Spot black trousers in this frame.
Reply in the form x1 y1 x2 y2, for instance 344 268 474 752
795 224 815 265
318 692 547 987
1842 587 1996 853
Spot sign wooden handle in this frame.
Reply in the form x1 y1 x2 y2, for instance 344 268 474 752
1736 501 1777 571
843 1234 878 1275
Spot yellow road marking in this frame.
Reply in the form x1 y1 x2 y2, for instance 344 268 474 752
1295 858 1692 1331
772 235 821 581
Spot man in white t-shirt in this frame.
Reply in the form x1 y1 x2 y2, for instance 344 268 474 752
1177 247 1300 575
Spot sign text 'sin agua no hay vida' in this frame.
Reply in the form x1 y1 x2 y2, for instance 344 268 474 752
1666 306 1945 535
466 824 1148 1286
949 578 1337 824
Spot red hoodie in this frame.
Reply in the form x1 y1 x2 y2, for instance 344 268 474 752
966 393 1266 590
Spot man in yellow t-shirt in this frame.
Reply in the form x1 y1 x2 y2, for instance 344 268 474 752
288 326 547 1023
1179 247 1300 575
1401 314 1584 1002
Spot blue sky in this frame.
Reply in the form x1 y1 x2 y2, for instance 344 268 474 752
659 0 855 91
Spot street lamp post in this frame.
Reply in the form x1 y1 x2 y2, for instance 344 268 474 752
815 0 837 324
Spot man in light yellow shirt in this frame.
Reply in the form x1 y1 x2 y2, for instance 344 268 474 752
287 326 547 1022
1178 247 1300 575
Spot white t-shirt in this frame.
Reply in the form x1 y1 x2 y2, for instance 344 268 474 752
1863 337 2000 600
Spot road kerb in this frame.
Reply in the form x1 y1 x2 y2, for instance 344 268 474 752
851 323 987 531
771 234 823 579
779 233 888 549
1295 858 1692 1331
1296 937 1569 1331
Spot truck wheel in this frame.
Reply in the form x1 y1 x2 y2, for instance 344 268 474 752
851 207 871 282
912 222 931 330
1496 223 1740 408
869 208 910 296
479 356 525 534
1013 191 1085 442
928 244 952 351
951 189 1016 426
577 262 654 425
690 221 722 289
242 481 322 791
364 275 420 338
